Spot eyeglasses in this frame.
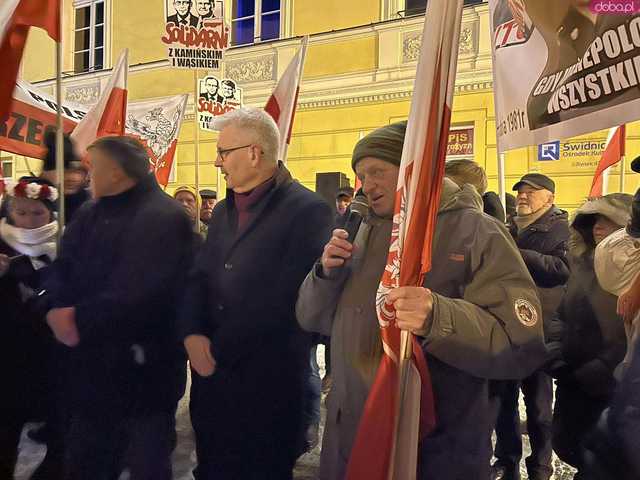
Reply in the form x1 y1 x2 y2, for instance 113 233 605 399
216 144 252 160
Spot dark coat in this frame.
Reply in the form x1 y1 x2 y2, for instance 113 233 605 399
166 13 199 27
512 206 570 337
511 206 570 288
0 239 52 416
180 164 333 466
47 174 194 418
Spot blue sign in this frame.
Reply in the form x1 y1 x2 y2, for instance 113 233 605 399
538 141 560 161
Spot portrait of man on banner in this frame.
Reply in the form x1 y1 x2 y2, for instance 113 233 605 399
165 0 223 28
490 0 640 151
197 76 243 131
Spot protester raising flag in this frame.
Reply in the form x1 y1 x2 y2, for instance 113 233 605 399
345 1 464 479
589 125 626 198
264 36 308 162
71 49 129 159
0 0 60 117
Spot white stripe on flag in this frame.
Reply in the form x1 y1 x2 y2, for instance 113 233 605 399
0 0 21 42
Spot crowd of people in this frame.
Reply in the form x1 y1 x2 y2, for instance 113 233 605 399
1 107 640 480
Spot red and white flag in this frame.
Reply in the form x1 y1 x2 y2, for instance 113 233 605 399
264 36 308 162
126 94 188 188
0 0 60 117
345 1 464 479
589 125 625 198
71 49 129 158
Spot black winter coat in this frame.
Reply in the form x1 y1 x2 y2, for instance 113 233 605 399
0 239 52 415
47 175 194 417
556 253 626 397
180 164 333 457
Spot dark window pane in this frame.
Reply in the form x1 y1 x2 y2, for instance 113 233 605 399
233 0 254 19
463 0 483 4
261 12 279 41
406 0 426 14
75 6 90 29
262 0 280 14
2 162 13 178
232 18 254 45
95 25 104 47
94 48 104 70
74 29 90 51
95 2 104 24
74 51 90 73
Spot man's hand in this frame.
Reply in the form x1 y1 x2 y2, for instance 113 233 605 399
0 254 9 278
618 287 640 325
184 334 216 377
387 287 434 336
46 307 80 347
321 229 353 277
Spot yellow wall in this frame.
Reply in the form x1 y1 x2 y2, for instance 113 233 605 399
293 0 380 36
14 1 640 212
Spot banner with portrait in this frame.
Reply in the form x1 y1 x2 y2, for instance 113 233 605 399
197 75 243 131
162 0 228 70
489 0 640 152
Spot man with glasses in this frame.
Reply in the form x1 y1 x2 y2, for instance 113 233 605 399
167 0 198 27
179 107 332 479
492 173 570 480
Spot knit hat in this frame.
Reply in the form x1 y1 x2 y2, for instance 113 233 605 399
174 185 198 201
352 121 407 171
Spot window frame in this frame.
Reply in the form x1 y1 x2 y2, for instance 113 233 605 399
231 0 282 46
1 159 13 181
73 0 106 73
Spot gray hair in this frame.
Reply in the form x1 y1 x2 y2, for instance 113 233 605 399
216 107 280 163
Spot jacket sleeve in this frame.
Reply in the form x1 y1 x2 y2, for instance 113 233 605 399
210 200 333 368
296 262 350 336
519 221 570 288
422 223 547 380
72 211 195 346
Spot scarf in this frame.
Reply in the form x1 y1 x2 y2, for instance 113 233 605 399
514 204 552 232
0 218 58 262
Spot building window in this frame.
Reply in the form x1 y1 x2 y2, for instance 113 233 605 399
405 0 485 16
1 159 13 181
232 0 281 46
74 1 105 73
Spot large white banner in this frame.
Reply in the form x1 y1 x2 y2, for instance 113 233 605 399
489 0 640 152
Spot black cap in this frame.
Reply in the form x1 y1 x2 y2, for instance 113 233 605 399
200 189 217 199
512 173 555 194
631 155 640 174
335 187 354 200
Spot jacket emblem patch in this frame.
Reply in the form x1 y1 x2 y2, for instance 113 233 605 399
515 299 538 327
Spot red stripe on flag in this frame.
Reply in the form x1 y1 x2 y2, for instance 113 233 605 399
286 86 300 145
0 0 60 116
589 125 625 198
97 87 128 138
265 95 281 124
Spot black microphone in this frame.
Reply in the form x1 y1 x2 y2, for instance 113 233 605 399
343 189 369 244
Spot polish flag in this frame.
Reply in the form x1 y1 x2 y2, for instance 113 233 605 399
264 37 308 162
0 0 60 117
71 49 129 159
345 1 464 479
589 125 625 198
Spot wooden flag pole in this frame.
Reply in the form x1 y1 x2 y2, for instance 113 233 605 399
55 8 65 245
